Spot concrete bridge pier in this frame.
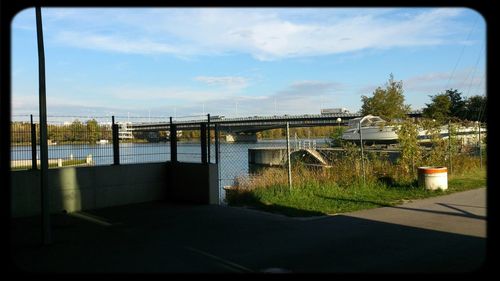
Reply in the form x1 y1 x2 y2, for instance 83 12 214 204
225 132 258 143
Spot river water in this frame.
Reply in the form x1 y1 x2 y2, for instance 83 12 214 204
11 138 332 189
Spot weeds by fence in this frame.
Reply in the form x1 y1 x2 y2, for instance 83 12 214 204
11 114 486 208
220 118 487 205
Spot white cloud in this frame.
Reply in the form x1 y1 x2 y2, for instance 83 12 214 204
194 76 249 91
42 7 468 60
106 85 232 103
55 31 184 55
277 80 344 98
404 68 485 94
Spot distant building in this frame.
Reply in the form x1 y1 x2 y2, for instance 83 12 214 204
117 122 134 139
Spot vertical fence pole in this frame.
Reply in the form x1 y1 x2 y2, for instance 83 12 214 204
112 116 120 165
478 121 482 169
286 122 292 191
207 114 211 163
214 124 220 164
359 121 366 186
201 123 207 164
170 117 177 163
36 6 51 245
31 114 37 170
214 124 221 205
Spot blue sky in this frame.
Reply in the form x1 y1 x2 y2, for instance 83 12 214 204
11 7 486 119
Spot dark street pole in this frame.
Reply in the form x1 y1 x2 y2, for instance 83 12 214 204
36 7 51 245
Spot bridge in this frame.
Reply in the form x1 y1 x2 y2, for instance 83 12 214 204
128 111 423 142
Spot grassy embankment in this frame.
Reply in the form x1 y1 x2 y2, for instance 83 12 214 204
11 159 88 171
226 154 486 217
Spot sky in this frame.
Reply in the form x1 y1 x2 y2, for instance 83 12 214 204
11 7 486 121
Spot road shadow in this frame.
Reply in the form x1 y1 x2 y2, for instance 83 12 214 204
9 201 488 273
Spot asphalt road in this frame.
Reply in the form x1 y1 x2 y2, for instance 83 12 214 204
10 188 487 273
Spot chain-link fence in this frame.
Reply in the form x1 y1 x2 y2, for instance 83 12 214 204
113 115 171 164
11 115 115 169
9 114 213 170
11 114 486 205
215 120 487 204
216 123 341 203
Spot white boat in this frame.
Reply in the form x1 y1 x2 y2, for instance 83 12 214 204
341 115 400 144
341 115 486 145
417 123 486 145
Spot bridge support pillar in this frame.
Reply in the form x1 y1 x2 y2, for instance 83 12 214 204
225 133 258 143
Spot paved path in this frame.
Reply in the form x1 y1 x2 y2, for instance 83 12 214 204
10 188 487 273
345 187 486 238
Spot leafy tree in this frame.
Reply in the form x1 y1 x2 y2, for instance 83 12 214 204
360 74 410 121
100 124 112 141
86 119 101 143
395 119 423 177
424 89 486 122
422 93 451 123
464 95 487 122
446 89 467 119
329 126 346 147
10 122 31 144
69 120 85 142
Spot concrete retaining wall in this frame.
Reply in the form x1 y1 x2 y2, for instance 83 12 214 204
167 162 219 205
11 162 219 218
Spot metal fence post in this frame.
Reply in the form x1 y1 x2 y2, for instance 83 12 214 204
112 116 120 165
207 114 211 163
31 114 37 170
286 122 292 190
201 123 207 164
170 117 177 163
359 121 366 186
215 124 220 164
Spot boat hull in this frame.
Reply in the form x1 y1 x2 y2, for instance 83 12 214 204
342 125 486 145
342 126 399 144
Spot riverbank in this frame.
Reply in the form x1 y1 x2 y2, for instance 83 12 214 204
10 158 91 170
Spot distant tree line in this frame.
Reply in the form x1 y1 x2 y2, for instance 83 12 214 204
360 74 487 123
258 126 336 139
11 119 112 144
422 89 486 123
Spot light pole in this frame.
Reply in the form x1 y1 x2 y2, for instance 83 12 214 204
336 117 342 139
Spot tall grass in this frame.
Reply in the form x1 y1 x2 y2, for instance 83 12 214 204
226 147 486 217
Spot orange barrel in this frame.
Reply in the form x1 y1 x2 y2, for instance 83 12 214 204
417 166 448 191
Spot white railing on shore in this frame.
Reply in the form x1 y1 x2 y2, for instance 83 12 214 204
294 138 317 151
11 154 93 169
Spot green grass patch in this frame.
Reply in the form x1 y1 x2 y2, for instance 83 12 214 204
448 168 486 191
227 166 486 217
11 159 88 171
